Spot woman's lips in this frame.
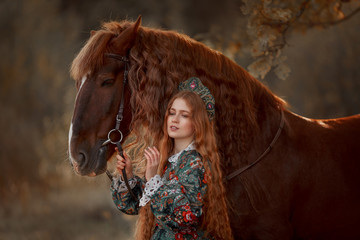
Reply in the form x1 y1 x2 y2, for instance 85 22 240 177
169 125 178 131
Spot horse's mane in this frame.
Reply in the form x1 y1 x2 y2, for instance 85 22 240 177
126 22 286 215
71 19 285 165
71 19 286 210
125 22 284 166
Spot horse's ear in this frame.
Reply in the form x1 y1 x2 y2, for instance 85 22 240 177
133 15 142 32
111 15 142 53
90 30 96 37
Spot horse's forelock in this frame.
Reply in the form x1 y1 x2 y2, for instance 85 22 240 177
70 31 112 81
70 21 134 81
102 21 132 34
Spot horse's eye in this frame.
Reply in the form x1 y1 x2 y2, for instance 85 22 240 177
101 79 114 87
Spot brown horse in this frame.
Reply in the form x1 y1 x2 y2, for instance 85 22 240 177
68 16 360 239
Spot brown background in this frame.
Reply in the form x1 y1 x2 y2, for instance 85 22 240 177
0 0 359 239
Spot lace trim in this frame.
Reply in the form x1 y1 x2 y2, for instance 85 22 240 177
139 175 163 206
168 141 196 163
113 175 137 193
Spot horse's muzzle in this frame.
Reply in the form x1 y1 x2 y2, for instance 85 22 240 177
69 140 110 177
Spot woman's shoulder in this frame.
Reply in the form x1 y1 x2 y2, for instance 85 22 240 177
181 148 201 158
178 149 203 165
176 149 206 176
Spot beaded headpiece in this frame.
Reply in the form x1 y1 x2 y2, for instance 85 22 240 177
178 77 215 121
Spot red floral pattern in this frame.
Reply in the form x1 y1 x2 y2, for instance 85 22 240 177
111 149 211 239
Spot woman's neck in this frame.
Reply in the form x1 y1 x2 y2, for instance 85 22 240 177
173 138 194 154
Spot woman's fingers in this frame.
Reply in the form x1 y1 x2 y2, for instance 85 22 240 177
144 147 160 181
144 147 160 171
144 149 150 158
145 148 158 165
123 151 131 162
116 161 126 172
116 151 125 162
152 147 160 163
117 162 125 169
116 148 130 163
145 154 155 169
146 147 160 163
146 147 154 159
114 148 133 178
116 156 125 165
145 147 159 158
144 149 153 162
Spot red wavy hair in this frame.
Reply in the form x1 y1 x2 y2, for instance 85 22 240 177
70 19 285 236
135 91 233 240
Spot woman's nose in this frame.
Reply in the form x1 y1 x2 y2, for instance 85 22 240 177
172 115 179 122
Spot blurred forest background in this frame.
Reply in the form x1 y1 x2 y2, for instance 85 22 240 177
0 0 359 239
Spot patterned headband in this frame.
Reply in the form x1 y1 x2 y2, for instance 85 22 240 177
178 77 215 121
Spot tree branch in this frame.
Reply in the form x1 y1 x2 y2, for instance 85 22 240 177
301 6 360 27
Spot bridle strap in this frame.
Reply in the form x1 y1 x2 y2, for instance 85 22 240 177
107 53 128 129
225 109 285 181
103 53 138 203
115 69 127 129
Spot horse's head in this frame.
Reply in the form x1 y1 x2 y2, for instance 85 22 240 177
68 17 142 176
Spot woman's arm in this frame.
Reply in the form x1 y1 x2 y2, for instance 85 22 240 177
110 149 144 215
111 175 144 215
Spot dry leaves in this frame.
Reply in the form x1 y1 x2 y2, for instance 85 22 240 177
242 0 359 80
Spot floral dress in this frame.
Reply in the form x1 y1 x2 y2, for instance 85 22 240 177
111 142 210 239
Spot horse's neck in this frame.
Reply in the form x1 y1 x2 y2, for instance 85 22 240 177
253 106 282 158
238 86 283 167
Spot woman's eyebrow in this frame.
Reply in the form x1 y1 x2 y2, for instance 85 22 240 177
179 110 190 113
169 108 190 114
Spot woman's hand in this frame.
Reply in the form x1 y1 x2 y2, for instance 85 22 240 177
116 148 133 179
144 146 160 181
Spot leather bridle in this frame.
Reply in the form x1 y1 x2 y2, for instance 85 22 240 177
101 53 137 201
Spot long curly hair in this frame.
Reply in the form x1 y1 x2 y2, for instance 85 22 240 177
70 19 284 170
70 19 286 237
123 21 284 168
135 91 233 240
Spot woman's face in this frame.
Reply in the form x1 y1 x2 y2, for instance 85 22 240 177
167 98 195 142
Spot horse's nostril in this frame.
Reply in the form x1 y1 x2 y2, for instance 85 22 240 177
78 152 86 168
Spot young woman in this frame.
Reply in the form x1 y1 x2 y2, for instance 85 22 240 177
111 77 233 240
